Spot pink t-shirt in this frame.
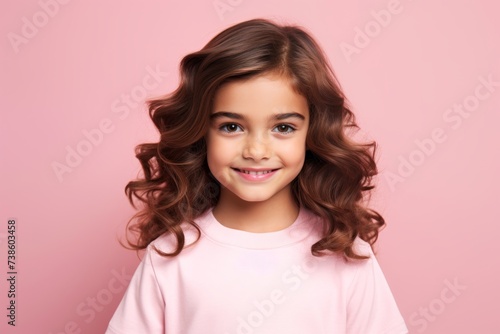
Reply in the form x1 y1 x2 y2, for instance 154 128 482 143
106 207 408 334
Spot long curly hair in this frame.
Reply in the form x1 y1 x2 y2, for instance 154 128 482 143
124 18 385 260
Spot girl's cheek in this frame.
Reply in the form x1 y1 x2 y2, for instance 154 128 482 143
280 139 306 153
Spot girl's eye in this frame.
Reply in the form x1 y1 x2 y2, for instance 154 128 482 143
273 124 295 134
219 123 242 133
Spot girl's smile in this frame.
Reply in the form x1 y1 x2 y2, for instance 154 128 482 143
231 167 280 181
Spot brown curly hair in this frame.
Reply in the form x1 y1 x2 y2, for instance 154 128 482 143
124 18 385 260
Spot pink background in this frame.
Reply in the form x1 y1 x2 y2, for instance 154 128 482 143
1 0 499 333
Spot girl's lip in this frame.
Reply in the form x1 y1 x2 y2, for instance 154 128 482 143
232 167 279 172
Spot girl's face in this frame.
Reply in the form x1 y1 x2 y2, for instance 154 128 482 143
206 72 309 205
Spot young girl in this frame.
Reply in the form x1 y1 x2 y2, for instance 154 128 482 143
106 18 408 334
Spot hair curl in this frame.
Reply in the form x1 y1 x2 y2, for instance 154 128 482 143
124 18 385 260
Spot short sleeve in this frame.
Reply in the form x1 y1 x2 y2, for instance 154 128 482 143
346 241 408 334
105 245 165 334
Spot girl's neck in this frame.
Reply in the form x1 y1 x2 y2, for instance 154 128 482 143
212 186 300 233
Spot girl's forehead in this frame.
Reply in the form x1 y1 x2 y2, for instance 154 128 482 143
212 74 307 114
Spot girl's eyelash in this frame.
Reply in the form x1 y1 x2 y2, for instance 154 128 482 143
273 124 296 134
219 123 243 133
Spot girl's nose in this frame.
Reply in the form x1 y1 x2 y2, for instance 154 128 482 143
242 134 271 160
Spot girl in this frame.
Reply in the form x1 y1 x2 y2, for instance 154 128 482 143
106 18 408 334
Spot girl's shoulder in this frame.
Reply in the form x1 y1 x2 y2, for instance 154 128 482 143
146 209 213 256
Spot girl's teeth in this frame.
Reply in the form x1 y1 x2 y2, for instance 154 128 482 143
242 170 272 175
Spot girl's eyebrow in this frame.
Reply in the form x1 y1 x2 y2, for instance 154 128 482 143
274 112 305 121
210 111 243 120
210 111 305 121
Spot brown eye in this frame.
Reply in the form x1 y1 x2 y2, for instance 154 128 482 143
273 124 295 134
220 123 242 133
